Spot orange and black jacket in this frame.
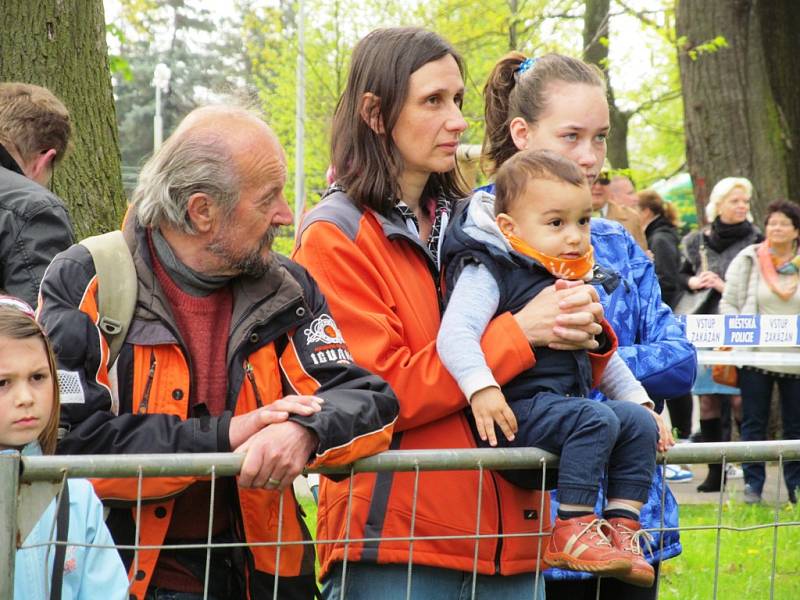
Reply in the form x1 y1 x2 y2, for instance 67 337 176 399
294 190 610 579
37 216 398 600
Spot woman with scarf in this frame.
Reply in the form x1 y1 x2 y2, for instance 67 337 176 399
720 200 800 505
678 177 762 492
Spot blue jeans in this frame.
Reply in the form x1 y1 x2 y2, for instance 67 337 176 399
322 562 546 600
738 368 800 495
502 394 658 506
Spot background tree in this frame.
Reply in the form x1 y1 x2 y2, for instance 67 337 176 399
0 0 125 237
584 0 684 178
677 0 800 224
112 0 249 176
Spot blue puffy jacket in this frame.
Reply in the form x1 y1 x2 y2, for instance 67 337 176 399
477 185 696 578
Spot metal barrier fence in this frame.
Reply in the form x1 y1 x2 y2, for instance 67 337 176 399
3 319 800 600
3 441 800 600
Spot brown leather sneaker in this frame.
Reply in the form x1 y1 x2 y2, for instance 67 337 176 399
607 517 656 588
543 515 633 575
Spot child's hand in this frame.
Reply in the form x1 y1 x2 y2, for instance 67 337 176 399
471 387 517 447
648 408 675 452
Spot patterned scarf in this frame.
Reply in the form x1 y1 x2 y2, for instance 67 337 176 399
504 233 595 280
757 240 800 301
394 195 452 268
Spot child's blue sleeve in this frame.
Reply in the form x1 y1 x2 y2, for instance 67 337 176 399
437 263 501 402
72 480 129 599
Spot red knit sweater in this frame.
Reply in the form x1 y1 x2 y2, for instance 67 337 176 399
149 236 234 592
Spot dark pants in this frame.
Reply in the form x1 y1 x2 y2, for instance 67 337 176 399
737 368 800 495
546 562 661 599
666 393 693 439
501 393 658 506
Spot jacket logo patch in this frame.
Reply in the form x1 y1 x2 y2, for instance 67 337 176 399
57 370 85 404
304 314 345 345
523 509 538 520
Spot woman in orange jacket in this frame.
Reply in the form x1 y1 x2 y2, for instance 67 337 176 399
293 27 607 599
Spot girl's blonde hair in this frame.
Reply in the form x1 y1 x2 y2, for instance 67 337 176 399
0 305 60 454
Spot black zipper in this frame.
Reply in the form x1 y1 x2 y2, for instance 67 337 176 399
491 472 503 572
138 351 157 414
244 361 264 408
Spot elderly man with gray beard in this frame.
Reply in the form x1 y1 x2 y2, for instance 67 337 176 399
37 106 398 600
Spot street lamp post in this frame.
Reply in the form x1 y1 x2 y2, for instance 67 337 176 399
152 63 171 152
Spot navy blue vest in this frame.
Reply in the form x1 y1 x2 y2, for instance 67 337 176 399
441 201 619 401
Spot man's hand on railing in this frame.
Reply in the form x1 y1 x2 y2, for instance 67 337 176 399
228 395 324 449
234 421 319 490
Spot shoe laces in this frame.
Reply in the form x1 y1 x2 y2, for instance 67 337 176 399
616 523 654 557
576 518 616 548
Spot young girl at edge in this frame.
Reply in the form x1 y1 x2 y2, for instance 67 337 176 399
479 52 696 600
0 299 128 600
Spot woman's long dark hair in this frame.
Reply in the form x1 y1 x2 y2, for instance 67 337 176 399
330 27 469 214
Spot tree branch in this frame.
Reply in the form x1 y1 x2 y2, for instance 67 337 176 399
630 88 682 116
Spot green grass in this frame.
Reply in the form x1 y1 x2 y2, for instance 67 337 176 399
660 502 800 600
299 496 800 598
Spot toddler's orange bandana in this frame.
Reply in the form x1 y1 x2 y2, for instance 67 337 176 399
504 233 594 280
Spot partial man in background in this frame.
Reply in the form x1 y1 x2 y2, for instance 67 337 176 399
0 82 75 308
592 172 648 251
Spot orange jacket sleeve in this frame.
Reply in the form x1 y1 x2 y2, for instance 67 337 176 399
588 319 618 387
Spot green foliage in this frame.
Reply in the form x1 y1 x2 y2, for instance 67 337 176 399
242 0 411 214
111 0 250 175
106 24 133 81
678 34 729 61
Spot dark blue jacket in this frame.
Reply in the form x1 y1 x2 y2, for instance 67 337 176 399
441 198 609 402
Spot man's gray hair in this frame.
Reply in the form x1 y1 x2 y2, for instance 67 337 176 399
132 131 240 233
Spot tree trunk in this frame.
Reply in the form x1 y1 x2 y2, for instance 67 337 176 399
583 0 629 169
677 0 795 225
0 0 126 238
758 1 800 206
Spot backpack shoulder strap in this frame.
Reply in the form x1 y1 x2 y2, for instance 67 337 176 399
50 481 70 600
79 231 137 367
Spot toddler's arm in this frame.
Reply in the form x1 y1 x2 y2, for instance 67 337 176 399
598 353 654 408
437 263 502 400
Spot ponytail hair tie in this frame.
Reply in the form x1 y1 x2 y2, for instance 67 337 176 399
517 57 537 75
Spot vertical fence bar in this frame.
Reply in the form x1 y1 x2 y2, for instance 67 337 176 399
0 452 20 600
203 465 217 600
655 460 668 596
533 459 547 600
404 464 420 600
272 491 285 599
131 466 144 594
338 467 356 600
712 455 728 599
769 454 783 600
469 464 484 600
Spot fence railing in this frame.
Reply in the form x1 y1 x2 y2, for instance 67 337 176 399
4 441 800 600
4 316 800 599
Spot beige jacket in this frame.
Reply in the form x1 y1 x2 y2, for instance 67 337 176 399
605 201 649 251
721 244 800 375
